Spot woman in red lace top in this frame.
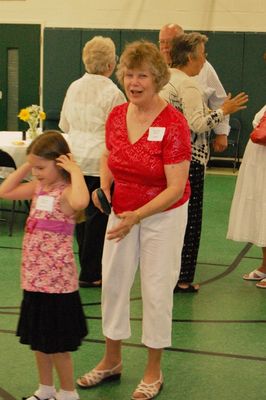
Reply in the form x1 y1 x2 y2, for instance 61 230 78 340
77 40 191 400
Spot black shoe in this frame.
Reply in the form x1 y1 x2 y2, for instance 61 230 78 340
79 280 102 288
174 284 199 293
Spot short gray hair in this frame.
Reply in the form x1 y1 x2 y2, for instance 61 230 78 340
82 36 116 74
171 32 208 67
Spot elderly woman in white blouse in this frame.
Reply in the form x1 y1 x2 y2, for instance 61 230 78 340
59 36 126 288
160 32 248 293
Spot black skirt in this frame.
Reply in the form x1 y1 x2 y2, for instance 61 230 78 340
17 290 88 354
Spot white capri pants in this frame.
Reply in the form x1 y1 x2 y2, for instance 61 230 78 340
102 202 188 349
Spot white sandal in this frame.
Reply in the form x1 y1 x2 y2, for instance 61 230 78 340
131 372 163 400
76 361 122 388
243 269 266 281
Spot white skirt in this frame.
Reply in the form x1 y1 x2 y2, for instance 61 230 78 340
227 140 266 247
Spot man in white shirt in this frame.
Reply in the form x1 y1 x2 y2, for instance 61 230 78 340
159 23 230 152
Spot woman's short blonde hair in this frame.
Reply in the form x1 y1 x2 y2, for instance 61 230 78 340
171 32 208 67
116 40 170 92
82 36 116 74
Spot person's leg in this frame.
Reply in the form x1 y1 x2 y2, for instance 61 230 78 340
263 247 266 267
175 161 204 291
101 212 140 343
77 213 139 386
96 337 122 370
35 351 54 386
77 176 108 285
132 348 163 399
52 352 75 391
132 205 187 398
243 247 266 280
52 352 79 400
76 337 122 388
28 351 56 400
254 248 266 288
140 205 188 350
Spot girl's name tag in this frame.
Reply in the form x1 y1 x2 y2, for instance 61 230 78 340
36 195 55 212
147 127 166 141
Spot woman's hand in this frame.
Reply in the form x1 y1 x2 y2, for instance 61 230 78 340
212 134 228 152
106 210 140 241
221 92 248 115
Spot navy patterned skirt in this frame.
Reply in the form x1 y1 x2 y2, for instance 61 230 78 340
178 161 205 283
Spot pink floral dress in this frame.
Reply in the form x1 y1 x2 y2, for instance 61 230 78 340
21 182 78 294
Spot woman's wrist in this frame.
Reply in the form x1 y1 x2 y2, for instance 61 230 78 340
134 210 142 224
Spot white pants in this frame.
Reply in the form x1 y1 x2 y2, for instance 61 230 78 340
101 202 188 349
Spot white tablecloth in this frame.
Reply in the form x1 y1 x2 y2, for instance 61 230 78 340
0 131 69 179
0 131 31 178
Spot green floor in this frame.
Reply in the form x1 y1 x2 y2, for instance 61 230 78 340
0 174 265 400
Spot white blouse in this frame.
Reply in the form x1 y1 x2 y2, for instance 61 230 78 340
160 68 224 165
59 73 126 176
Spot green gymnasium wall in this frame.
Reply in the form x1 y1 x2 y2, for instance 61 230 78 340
43 28 266 157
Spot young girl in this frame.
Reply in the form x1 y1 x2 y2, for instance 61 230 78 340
0 131 90 400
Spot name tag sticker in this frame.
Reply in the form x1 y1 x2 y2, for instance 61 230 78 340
147 127 166 141
36 195 55 212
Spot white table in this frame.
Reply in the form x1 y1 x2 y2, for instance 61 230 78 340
0 131 69 178
0 131 31 178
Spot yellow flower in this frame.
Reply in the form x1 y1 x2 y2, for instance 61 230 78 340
18 108 30 122
40 111 46 120
18 105 46 126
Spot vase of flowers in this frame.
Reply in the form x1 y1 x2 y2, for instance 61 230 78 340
18 105 46 139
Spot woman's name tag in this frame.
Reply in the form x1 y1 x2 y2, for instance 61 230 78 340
147 127 166 141
36 195 55 212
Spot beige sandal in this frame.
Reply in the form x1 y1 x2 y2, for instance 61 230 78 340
76 361 122 388
243 269 266 281
131 372 163 400
256 278 266 288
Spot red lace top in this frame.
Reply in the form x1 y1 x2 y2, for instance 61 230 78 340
106 103 191 214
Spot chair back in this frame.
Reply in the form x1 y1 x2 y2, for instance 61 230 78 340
228 117 241 142
0 149 17 170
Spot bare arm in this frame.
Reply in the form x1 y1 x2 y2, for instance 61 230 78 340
56 154 90 212
92 149 114 210
0 162 36 200
106 160 190 241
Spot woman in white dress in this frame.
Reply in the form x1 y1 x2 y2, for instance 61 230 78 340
227 105 266 288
